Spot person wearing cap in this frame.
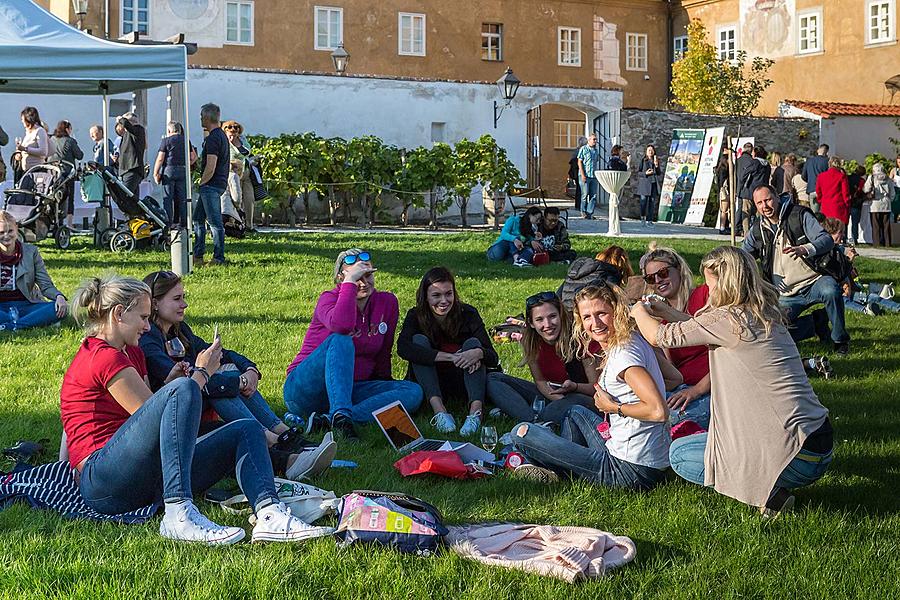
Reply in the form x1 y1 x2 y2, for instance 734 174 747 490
283 249 423 442
114 112 147 200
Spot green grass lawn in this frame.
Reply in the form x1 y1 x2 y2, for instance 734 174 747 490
1 232 899 599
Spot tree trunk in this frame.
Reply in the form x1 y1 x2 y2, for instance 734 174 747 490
459 194 469 228
327 185 336 226
286 196 297 227
302 188 310 225
428 189 437 230
343 189 352 222
401 200 411 227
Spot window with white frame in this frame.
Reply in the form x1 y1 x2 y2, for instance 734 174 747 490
399 13 426 56
867 1 895 44
225 1 254 45
626 33 648 71
315 6 343 50
482 23 502 61
717 25 737 60
673 35 688 60
798 9 823 54
121 0 149 35
554 121 583 150
558 27 581 66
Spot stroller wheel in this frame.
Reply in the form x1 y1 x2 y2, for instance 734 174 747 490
110 230 136 253
98 227 117 248
54 226 71 250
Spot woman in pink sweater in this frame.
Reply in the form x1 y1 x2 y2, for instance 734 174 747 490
283 249 423 441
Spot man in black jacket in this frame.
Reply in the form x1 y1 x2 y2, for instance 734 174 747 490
737 145 771 237
539 207 576 263
803 144 829 212
115 112 147 199
733 142 756 234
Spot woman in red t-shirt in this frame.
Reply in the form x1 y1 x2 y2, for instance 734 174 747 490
61 274 332 545
486 291 599 423
639 246 711 428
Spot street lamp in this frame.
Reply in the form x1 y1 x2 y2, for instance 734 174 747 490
331 43 350 75
493 67 520 129
72 0 89 30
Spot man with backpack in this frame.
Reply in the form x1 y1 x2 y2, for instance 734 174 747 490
742 185 850 355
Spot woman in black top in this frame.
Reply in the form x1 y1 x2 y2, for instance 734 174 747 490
636 145 660 226
50 120 84 228
397 267 499 437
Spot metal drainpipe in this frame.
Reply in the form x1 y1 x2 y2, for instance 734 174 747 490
666 0 674 106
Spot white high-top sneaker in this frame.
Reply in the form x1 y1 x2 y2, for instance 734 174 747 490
251 502 334 543
159 501 246 545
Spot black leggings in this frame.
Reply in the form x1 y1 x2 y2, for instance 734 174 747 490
409 334 486 407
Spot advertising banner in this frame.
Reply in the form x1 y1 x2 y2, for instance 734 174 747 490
657 129 705 223
685 127 726 225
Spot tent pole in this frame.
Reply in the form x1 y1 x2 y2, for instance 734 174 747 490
96 92 111 246
183 80 193 273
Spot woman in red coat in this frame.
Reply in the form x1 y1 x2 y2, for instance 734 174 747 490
815 156 850 224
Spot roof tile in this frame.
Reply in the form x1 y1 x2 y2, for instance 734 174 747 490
785 99 900 119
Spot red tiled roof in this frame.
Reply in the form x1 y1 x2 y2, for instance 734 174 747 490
785 99 900 118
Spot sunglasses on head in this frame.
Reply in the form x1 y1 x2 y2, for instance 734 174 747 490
150 270 176 296
643 266 671 285
526 291 557 308
342 251 371 266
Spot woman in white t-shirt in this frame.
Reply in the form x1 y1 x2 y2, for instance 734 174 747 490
510 283 671 489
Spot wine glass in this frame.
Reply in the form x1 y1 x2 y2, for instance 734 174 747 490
532 397 546 420
480 426 498 467
166 337 186 359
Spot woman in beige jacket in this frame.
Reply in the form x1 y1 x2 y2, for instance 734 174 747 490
631 245 833 516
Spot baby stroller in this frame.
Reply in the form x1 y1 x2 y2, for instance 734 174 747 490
82 162 170 253
2 160 76 249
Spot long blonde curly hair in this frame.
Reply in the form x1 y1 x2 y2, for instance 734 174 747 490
571 283 635 359
700 246 785 338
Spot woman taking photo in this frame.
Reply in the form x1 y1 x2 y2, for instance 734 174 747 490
486 206 543 267
510 283 670 489
636 145 660 227
283 249 422 441
632 246 833 516
639 245 711 428
0 210 67 331
61 275 332 544
486 291 598 424
139 270 336 481
49 120 83 229
397 267 498 436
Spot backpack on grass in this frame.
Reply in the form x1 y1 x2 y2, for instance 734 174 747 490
557 258 623 310
335 490 447 556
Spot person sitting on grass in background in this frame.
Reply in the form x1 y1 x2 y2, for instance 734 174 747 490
61 274 332 544
0 210 67 332
638 245 712 429
283 249 423 442
486 206 543 267
510 283 671 488
486 291 599 425
596 245 644 301
632 246 833 517
538 207 576 264
397 267 498 436
139 270 336 481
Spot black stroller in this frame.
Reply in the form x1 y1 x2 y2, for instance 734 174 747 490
2 160 76 249
81 162 170 253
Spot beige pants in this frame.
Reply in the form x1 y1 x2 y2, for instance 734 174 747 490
240 168 255 228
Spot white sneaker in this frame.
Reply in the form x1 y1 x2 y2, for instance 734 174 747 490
286 431 337 480
251 501 334 543
431 412 457 433
159 501 246 545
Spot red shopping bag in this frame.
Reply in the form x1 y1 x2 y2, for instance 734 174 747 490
394 450 481 480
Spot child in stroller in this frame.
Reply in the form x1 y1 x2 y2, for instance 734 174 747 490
82 162 170 253
2 160 76 249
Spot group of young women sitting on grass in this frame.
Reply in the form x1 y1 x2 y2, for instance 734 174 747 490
53 241 833 546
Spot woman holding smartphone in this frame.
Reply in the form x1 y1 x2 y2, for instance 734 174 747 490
486 291 599 424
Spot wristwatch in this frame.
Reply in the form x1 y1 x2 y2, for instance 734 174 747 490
240 375 248 388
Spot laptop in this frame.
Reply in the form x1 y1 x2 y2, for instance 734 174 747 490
372 401 447 454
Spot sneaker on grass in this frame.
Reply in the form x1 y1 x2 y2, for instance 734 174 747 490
286 432 337 480
760 487 795 519
304 412 332 436
331 412 359 442
252 502 334 543
513 463 560 484
431 411 456 433
159 501 246 545
459 411 482 436
513 257 533 268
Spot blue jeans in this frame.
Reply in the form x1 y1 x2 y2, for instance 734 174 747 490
79 379 277 515
512 405 667 490
210 390 282 432
487 240 534 263
640 194 657 221
669 432 833 499
849 205 862 242
162 166 187 226
580 178 598 217
486 372 598 424
779 276 849 344
193 184 225 262
282 333 423 422
667 384 711 430
0 300 61 331
848 291 900 313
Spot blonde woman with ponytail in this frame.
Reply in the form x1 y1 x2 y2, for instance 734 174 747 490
61 274 332 544
632 246 833 517
510 282 671 489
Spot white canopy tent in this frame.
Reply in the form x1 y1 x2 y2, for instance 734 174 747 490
0 0 193 272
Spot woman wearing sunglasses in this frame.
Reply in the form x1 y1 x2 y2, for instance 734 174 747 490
638 245 712 429
283 249 423 441
139 270 336 481
510 283 670 488
486 291 599 424
397 266 499 436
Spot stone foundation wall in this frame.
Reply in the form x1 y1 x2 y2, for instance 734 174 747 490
617 109 819 219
